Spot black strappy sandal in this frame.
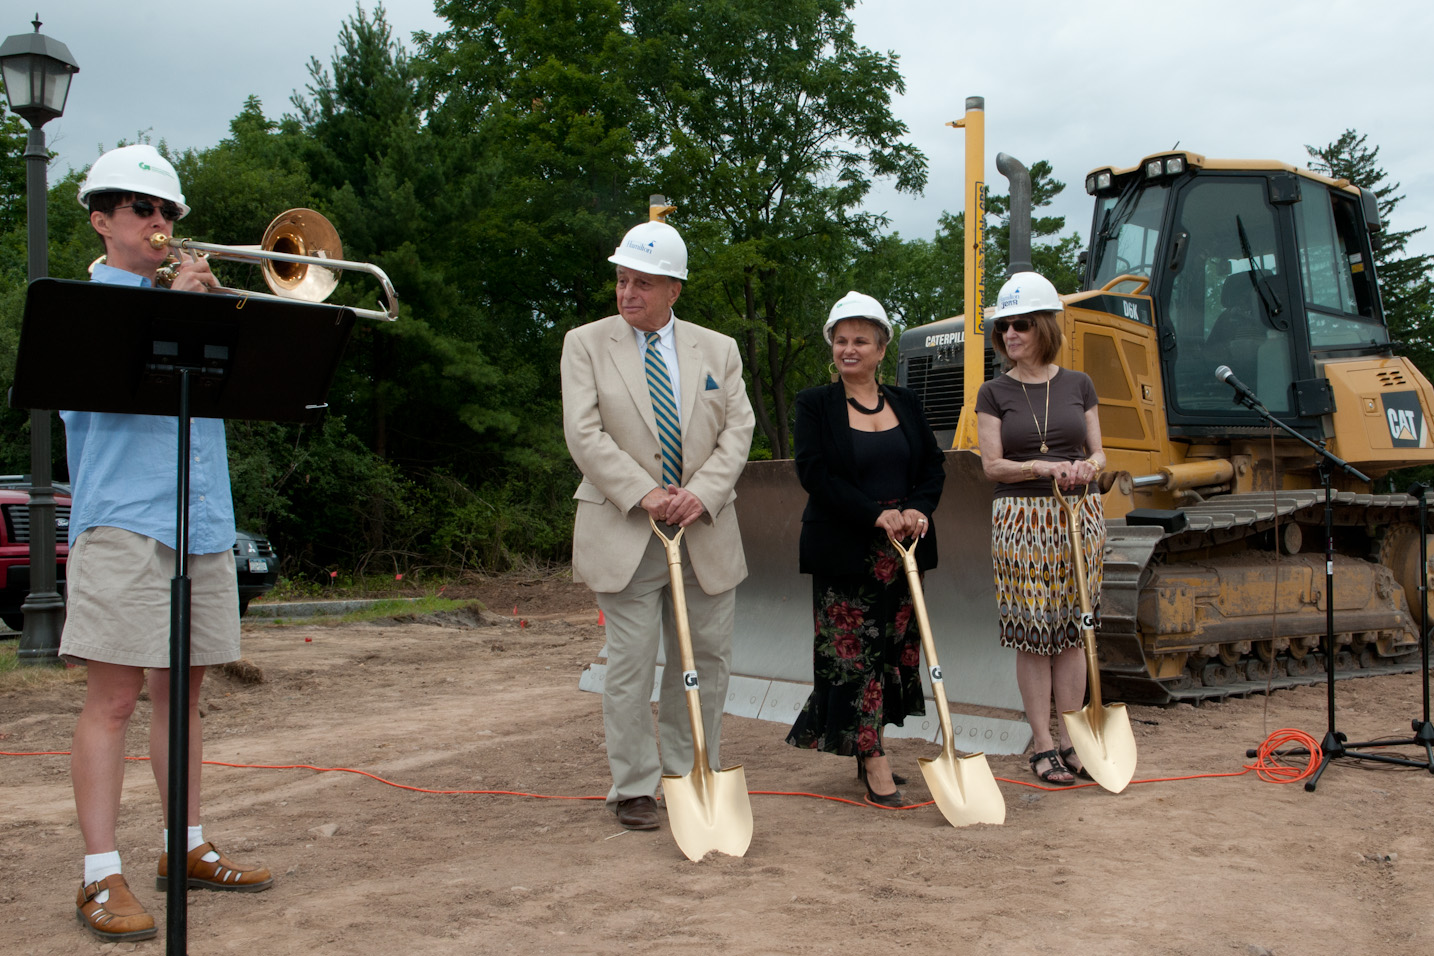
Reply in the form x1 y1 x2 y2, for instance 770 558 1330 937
1060 746 1094 781
1029 749 1074 785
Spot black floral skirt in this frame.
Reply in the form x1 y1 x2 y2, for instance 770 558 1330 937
785 532 926 757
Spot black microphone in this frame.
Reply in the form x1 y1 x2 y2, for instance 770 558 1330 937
1214 365 1263 407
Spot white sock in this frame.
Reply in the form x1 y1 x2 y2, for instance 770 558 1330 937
84 851 122 904
163 826 219 862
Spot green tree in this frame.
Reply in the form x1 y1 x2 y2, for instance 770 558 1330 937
1306 130 1434 370
422 0 642 339
0 82 28 235
287 4 577 573
625 0 926 458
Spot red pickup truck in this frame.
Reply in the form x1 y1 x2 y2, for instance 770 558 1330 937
0 485 70 632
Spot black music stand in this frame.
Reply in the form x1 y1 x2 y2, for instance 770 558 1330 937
11 278 356 955
1223 377 1432 790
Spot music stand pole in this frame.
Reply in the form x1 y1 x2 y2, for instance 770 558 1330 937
165 367 194 953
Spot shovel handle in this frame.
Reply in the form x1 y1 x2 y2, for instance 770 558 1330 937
649 517 711 774
1050 479 1104 711
888 535 958 757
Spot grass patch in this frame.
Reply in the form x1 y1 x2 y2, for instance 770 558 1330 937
0 641 86 690
262 596 486 626
343 596 480 622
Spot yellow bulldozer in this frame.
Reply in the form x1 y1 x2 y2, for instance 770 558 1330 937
894 147 1432 704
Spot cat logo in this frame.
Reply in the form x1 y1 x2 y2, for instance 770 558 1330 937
1382 391 1426 448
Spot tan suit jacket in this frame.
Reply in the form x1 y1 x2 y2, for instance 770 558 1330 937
561 313 754 595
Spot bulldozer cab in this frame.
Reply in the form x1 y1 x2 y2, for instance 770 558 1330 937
1084 153 1388 438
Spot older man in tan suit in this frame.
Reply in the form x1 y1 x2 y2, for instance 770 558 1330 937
561 213 754 831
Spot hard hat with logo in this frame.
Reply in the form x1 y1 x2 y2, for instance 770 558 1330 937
823 290 892 343
991 271 1062 319
76 144 190 219
609 220 688 280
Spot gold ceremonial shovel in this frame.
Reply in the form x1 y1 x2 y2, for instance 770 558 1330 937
889 534 1006 826
1051 478 1137 793
651 518 754 861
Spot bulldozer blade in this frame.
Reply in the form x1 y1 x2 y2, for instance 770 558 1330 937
661 763 754 862
650 518 755 860
729 452 1030 743
891 534 1006 827
1062 702 1137 793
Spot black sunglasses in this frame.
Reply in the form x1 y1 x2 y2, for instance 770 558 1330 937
993 317 1033 335
120 198 183 222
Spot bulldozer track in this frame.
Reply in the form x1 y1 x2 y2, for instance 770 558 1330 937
1100 489 1430 704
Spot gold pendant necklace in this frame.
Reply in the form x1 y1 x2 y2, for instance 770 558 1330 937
1019 368 1052 454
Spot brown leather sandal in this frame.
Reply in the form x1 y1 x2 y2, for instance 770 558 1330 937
157 841 274 892
77 874 157 942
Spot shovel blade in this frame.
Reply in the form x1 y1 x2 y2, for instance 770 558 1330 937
1062 702 1138 793
918 751 1007 827
661 765 754 861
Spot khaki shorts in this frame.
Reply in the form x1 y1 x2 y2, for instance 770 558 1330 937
59 526 242 668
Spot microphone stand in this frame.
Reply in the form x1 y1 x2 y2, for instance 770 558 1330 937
1333 482 1434 773
1225 384 1429 789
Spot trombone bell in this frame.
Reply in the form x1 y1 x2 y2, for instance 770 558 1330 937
146 206 399 321
261 208 341 303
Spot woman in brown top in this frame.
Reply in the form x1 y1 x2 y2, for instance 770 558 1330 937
975 272 1105 786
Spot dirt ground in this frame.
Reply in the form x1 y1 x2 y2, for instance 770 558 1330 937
2 569 1433 956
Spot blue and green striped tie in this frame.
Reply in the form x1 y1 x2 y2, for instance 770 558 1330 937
644 331 682 487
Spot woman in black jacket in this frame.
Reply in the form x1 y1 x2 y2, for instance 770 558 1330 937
784 292 946 807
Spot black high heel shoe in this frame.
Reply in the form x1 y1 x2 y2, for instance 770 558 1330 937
857 755 909 808
856 755 907 787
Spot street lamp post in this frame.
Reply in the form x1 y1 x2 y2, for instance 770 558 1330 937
1 15 79 664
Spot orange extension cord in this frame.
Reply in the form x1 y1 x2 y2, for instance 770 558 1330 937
1 727 1324 808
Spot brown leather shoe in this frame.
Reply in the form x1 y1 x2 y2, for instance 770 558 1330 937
157 842 273 892
615 795 660 830
76 874 157 942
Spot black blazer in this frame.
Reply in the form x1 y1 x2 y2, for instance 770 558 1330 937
794 382 945 577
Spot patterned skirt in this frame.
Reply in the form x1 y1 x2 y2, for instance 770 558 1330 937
991 492 1105 655
785 532 926 757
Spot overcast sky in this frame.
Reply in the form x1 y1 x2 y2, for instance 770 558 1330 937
17 0 1434 260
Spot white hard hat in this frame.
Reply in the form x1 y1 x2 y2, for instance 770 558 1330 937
608 220 688 280
991 271 1062 319
76 144 190 219
823 291 892 343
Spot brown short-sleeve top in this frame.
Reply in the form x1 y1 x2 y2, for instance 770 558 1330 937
975 367 1098 498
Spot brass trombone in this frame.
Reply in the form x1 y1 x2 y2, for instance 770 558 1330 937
141 208 398 321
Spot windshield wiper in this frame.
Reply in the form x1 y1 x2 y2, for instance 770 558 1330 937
1235 215 1284 323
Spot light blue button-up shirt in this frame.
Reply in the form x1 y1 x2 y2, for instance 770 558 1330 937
58 263 236 554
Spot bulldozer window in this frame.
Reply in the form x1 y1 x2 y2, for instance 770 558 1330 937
1167 179 1296 415
1088 182 1169 289
1294 189 1386 349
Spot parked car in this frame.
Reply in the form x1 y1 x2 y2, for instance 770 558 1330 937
0 475 278 626
0 481 70 633
233 529 280 616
